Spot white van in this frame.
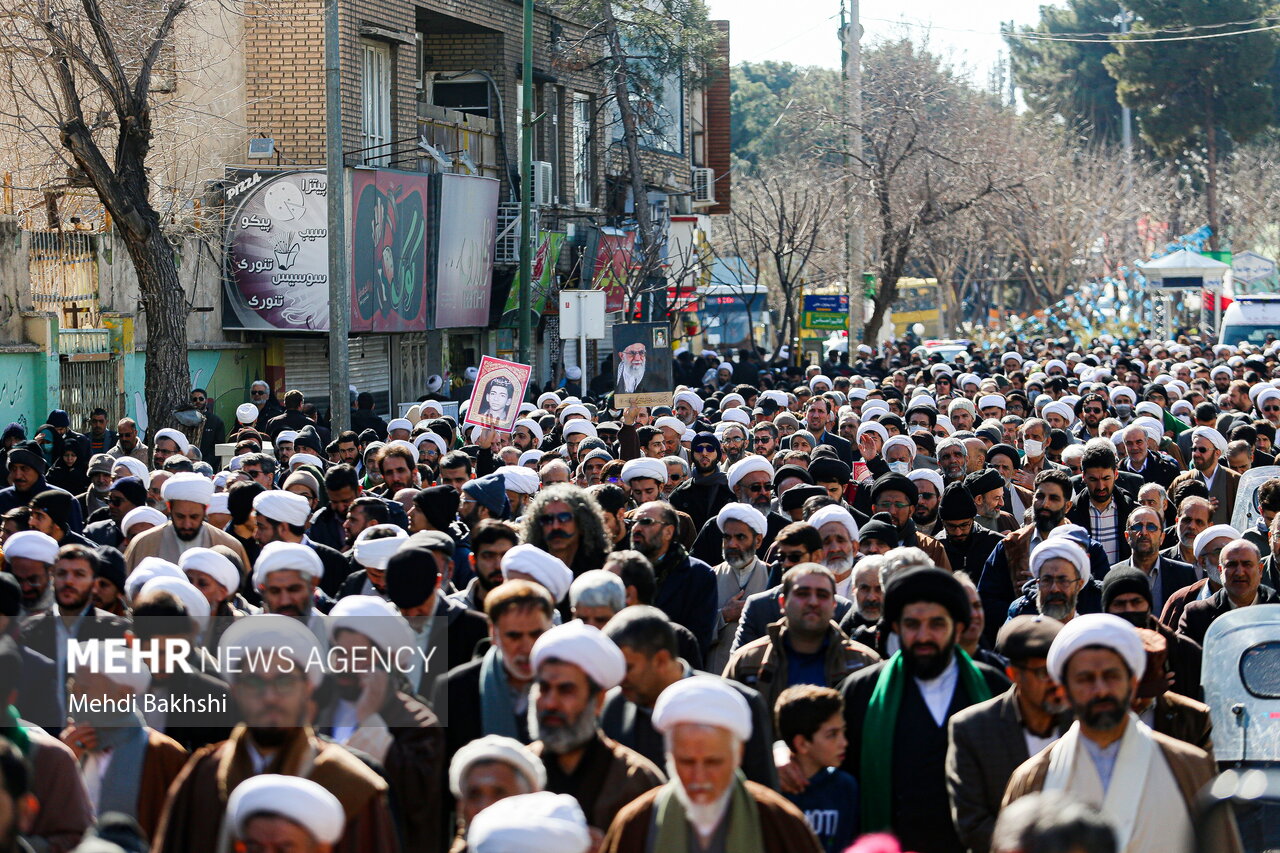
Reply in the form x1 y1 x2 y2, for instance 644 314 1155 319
1219 295 1280 347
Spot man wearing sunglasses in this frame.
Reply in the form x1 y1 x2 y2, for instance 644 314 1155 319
1107 506 1196 615
668 433 734 532
629 501 717 658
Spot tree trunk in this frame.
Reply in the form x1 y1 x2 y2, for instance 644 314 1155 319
600 1 657 317
123 225 191 439
1204 92 1221 252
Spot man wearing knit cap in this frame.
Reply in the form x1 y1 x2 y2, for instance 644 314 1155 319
1100 566 1202 697
1188 425 1240 524
28 489 93 547
839 568 1008 853
936 482 1003 578
868 472 952 570
600 675 821 853
0 439 84 533
124 472 249 571
251 489 349 598
947 615 1068 853
669 432 734 532
1004 614 1238 853
155 614 400 853
526 621 665 834
84 475 146 548
461 472 511 527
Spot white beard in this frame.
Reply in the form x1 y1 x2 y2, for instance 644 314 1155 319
618 361 646 393
666 757 733 840
824 553 854 576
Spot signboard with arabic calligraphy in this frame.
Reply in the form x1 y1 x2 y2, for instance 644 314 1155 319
223 168 331 331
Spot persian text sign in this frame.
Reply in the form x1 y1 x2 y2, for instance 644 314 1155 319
224 169 330 331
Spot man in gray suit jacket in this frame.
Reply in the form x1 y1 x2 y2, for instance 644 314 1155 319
946 615 1070 853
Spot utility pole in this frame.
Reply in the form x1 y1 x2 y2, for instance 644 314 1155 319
1114 8 1135 188
517 0 535 364
325 0 350 432
841 0 864 346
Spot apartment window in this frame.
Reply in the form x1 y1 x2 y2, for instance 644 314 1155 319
573 93 593 207
361 41 392 165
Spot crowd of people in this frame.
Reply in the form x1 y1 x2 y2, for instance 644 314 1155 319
0 333 1273 853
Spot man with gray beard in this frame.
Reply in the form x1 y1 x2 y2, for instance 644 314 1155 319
1029 538 1090 622
708 504 770 673
526 621 665 838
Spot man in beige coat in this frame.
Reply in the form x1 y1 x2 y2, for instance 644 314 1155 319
1003 613 1238 853
124 472 249 572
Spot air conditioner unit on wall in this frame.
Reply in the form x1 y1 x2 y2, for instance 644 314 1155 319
691 167 715 206
533 161 554 206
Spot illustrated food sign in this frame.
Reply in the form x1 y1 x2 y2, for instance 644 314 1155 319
351 171 430 333
223 169 331 331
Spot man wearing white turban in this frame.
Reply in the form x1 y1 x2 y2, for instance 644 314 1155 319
313 595 447 845
707 503 770 674
599 675 822 853
252 489 351 598
124 473 249 574
154 614 401 853
1188 426 1240 524
1004 614 1238 853
225 775 345 853
525 621 665 835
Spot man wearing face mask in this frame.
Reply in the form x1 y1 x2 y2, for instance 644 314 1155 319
1101 566 1202 698
1016 419 1064 485
1110 386 1137 425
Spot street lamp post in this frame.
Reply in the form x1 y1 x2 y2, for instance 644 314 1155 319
518 0 535 365
325 0 350 432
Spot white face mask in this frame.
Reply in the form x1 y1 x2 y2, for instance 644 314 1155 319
888 461 910 475
1023 439 1044 458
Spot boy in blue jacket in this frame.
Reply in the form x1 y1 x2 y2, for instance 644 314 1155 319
776 684 860 853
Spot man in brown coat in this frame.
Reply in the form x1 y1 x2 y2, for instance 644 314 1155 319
600 675 821 853
1003 613 1239 853
154 614 399 853
526 620 665 837
723 564 878 713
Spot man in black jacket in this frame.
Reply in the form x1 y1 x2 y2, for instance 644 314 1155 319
350 392 388 440
804 396 853 466
668 433 734 531
839 568 1009 853
601 606 778 788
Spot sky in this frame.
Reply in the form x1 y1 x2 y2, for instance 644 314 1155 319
705 0 1053 87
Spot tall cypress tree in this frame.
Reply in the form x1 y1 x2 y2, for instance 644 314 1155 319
1105 0 1277 249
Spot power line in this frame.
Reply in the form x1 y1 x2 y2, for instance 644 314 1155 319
860 13 1280 44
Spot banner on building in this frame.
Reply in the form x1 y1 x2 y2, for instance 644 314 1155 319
586 227 633 313
433 174 501 328
350 170 431 333
502 231 565 328
223 168 331 331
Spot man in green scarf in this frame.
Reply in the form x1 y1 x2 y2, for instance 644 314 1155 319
838 567 1009 853
600 675 820 853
